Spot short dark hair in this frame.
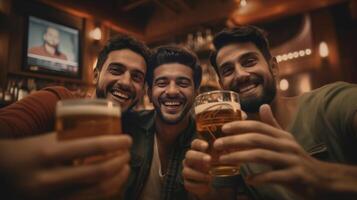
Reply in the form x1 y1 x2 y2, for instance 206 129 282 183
210 26 272 73
95 34 151 73
147 45 202 89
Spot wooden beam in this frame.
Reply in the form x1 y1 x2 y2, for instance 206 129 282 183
173 0 191 11
39 0 145 39
229 0 349 25
121 0 150 12
153 0 177 14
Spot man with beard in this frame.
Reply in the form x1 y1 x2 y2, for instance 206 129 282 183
29 26 68 60
0 34 150 199
183 26 357 199
122 45 205 200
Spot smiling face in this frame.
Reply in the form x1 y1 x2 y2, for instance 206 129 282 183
216 42 277 113
149 63 195 125
95 49 146 113
44 27 60 48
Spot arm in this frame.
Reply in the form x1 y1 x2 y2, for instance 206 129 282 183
0 133 132 199
183 139 235 200
215 105 357 199
0 88 70 138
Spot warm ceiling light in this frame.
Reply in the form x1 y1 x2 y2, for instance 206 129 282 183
299 50 305 57
240 0 247 7
279 79 289 91
319 41 329 58
305 48 312 55
90 27 102 41
300 74 311 93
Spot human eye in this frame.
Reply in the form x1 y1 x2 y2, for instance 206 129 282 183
155 79 168 87
177 79 191 88
219 63 234 77
241 57 258 67
108 64 125 75
131 71 144 83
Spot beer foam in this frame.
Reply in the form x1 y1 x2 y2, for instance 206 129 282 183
195 101 241 114
57 105 121 117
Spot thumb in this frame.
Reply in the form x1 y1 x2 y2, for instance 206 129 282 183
259 104 282 129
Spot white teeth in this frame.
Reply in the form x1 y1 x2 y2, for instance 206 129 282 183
164 101 180 106
239 84 256 93
112 91 129 99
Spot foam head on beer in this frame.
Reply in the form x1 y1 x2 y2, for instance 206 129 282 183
56 99 121 140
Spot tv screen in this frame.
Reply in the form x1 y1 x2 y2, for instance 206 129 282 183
25 16 80 77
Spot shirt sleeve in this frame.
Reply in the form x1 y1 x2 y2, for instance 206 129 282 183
0 87 75 138
323 82 357 139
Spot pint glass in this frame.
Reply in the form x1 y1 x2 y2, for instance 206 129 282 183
56 99 121 163
194 90 242 176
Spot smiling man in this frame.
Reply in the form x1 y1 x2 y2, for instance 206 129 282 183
1 34 150 138
94 38 149 112
0 34 150 199
122 45 202 200
184 26 357 199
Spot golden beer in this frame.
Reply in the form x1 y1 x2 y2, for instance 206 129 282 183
56 99 121 163
195 91 241 176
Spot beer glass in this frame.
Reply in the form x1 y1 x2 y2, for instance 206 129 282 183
194 90 242 177
56 99 121 163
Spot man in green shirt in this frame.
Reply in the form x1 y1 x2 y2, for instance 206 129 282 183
183 26 357 199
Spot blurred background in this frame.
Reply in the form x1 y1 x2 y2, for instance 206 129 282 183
0 0 356 109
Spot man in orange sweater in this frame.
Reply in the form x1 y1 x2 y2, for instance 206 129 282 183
0 34 150 199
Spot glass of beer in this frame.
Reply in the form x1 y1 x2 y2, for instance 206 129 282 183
194 90 242 177
56 99 121 164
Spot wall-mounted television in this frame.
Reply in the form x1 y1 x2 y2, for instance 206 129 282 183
24 16 80 78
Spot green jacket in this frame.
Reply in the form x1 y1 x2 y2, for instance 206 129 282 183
122 110 197 200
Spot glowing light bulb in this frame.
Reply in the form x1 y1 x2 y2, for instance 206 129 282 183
279 79 289 91
90 27 102 41
319 41 329 58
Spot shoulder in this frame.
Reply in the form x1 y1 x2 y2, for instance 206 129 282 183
122 110 155 132
42 86 78 100
300 82 357 105
28 46 44 54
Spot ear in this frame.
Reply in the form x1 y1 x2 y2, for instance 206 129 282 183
93 68 99 85
270 57 279 79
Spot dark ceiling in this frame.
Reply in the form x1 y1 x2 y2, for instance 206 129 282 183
40 0 348 42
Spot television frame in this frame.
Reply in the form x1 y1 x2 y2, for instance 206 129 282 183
22 14 83 79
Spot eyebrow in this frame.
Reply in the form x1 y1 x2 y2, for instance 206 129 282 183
154 76 191 82
108 62 145 74
238 52 259 62
154 77 168 83
108 62 125 68
219 51 259 69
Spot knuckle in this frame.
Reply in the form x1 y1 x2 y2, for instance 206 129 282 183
93 165 110 179
94 141 108 153
33 172 49 188
38 146 56 161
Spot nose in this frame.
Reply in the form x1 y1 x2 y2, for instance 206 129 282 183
234 64 250 81
166 81 179 96
117 71 131 89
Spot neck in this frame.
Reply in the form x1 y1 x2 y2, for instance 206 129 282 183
155 115 190 148
246 92 300 130
44 43 56 55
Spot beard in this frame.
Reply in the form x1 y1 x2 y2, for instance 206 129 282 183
154 97 190 125
95 83 138 113
95 85 106 99
230 76 276 113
